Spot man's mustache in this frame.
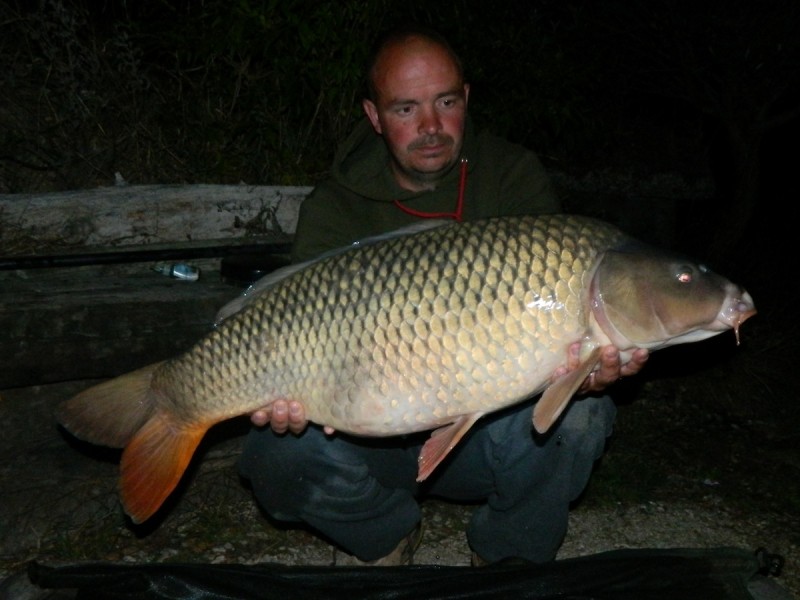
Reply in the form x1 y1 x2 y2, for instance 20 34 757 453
408 134 454 152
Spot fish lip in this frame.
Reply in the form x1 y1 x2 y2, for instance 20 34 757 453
716 289 756 326
717 289 756 344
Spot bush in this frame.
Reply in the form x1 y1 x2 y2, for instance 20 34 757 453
0 0 599 192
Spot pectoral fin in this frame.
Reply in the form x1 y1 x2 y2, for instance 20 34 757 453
417 413 484 481
532 347 603 434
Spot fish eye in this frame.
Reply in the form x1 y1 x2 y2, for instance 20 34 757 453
676 266 694 284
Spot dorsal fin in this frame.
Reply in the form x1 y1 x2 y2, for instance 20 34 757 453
214 219 451 323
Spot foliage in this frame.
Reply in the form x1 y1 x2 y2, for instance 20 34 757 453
2 0 797 203
0 0 599 192
0 0 151 190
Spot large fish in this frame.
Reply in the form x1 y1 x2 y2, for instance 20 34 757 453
56 214 756 524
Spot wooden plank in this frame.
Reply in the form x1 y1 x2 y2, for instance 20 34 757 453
0 184 310 254
0 237 292 270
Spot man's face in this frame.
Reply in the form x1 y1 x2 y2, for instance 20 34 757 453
363 37 469 192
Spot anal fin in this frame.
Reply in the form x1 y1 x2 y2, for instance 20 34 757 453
417 413 484 481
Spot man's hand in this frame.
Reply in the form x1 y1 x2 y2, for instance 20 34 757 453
250 400 308 435
250 400 335 435
553 343 649 394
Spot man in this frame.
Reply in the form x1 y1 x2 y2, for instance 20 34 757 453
240 24 648 566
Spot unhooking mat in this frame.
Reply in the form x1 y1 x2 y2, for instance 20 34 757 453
16 546 788 600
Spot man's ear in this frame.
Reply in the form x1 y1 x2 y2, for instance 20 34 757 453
463 83 470 107
362 98 382 134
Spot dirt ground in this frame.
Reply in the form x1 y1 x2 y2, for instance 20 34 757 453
1 372 798 598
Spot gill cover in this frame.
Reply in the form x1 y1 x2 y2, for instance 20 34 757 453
591 243 729 350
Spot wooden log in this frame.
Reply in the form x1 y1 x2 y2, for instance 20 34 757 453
0 185 309 388
0 184 309 254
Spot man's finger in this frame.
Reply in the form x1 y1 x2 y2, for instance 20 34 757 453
250 408 272 427
620 348 649 377
287 400 307 434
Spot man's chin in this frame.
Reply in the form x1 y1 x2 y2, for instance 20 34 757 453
392 154 460 189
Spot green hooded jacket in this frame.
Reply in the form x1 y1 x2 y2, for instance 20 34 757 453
290 117 560 263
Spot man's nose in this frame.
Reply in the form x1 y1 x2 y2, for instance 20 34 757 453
418 106 442 134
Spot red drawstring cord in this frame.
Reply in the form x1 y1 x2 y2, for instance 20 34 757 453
393 158 467 222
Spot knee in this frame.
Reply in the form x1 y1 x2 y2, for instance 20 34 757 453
238 427 328 520
239 426 322 479
560 395 616 439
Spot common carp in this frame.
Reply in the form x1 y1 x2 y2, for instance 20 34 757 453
56 214 756 524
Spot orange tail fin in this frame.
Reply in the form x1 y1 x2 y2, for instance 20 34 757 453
56 361 212 523
120 411 210 524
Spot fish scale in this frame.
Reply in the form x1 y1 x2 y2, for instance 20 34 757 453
56 213 756 524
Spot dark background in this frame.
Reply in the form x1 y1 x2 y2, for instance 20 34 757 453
1 2 799 581
1 0 798 470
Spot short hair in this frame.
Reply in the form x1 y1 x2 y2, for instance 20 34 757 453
364 23 465 101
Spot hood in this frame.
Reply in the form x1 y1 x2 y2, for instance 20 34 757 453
331 117 478 202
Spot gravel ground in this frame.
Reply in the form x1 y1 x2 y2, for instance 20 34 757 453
1 377 797 598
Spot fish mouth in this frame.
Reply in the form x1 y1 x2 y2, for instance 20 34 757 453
717 289 757 345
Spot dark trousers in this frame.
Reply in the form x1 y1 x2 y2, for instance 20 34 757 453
238 395 616 562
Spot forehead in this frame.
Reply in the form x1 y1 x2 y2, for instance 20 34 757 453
371 37 463 102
